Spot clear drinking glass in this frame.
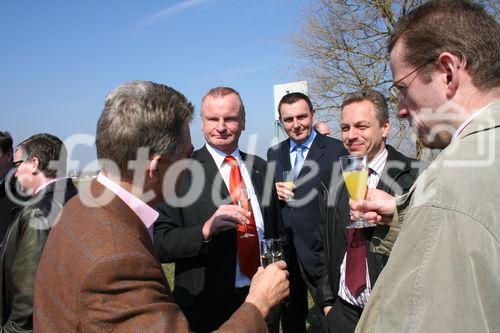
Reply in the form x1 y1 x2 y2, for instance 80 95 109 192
339 154 375 229
260 238 283 267
236 188 255 238
282 170 295 201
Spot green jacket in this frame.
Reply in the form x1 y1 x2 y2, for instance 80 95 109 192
356 100 500 333
0 178 77 332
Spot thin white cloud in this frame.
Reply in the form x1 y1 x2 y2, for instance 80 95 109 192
147 0 210 23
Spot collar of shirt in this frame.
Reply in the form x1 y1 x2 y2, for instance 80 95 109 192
33 177 64 196
205 143 241 169
367 148 388 189
289 130 316 154
452 102 494 142
97 172 158 240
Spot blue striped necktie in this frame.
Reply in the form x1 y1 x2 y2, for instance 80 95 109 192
293 144 305 180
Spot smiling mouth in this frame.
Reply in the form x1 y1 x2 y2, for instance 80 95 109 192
348 143 363 149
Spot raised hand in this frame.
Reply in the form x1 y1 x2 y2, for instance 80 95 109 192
202 205 249 240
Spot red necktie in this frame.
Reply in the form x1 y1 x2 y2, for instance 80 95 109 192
225 156 260 278
345 168 372 296
345 229 366 297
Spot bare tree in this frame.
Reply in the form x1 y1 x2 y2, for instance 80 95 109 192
289 0 499 159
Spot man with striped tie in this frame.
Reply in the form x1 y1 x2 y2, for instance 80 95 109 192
315 89 424 333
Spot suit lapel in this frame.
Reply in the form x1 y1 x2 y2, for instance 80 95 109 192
376 146 409 194
277 139 292 172
241 152 263 199
196 145 230 200
297 134 325 179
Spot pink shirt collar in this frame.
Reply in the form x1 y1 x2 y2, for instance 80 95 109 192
97 172 159 241
33 177 64 196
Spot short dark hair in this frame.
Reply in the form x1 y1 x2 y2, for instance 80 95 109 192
17 133 67 178
389 0 500 91
201 87 245 119
278 92 313 118
341 89 389 125
96 81 194 180
0 131 13 155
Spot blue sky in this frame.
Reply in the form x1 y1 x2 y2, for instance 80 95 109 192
1 0 308 170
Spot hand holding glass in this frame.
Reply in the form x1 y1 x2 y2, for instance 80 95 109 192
282 171 295 201
236 188 255 238
260 238 283 267
340 155 375 228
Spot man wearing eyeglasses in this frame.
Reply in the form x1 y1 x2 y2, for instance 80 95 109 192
350 1 500 332
0 133 78 332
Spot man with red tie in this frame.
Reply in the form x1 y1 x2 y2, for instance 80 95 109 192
154 87 281 333
315 89 424 332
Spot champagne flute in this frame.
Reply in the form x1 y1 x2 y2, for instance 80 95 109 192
339 154 375 229
236 188 255 238
260 238 283 267
281 170 295 201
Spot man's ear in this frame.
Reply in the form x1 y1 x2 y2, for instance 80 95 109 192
31 157 40 172
148 155 162 183
437 52 463 99
382 120 391 139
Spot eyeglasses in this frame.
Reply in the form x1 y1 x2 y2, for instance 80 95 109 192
389 59 434 102
12 160 25 167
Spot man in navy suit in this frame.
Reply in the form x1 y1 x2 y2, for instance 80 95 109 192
267 92 345 333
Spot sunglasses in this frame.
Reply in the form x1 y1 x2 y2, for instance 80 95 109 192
13 160 25 167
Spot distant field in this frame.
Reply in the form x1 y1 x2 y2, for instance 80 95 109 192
162 263 323 333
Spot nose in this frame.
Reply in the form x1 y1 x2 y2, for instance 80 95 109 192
348 128 358 141
292 118 300 129
216 118 226 131
397 103 409 119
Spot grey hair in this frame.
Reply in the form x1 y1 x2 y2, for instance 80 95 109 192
96 81 194 180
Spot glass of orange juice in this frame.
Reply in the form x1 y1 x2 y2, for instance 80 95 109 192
339 155 374 229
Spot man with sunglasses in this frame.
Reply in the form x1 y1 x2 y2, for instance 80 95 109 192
0 133 78 332
351 1 500 332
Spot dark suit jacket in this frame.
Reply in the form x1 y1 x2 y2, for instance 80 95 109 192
154 146 279 332
34 179 268 333
1 178 77 332
315 145 425 308
266 132 345 279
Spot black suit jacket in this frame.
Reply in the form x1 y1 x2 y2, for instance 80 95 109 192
315 145 425 308
266 132 345 278
154 145 279 332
